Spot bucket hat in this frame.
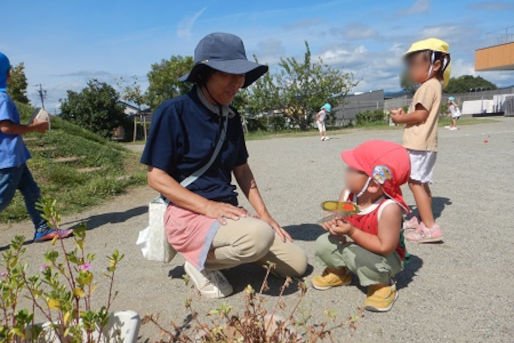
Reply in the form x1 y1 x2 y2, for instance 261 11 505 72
321 103 332 112
179 32 268 88
405 38 451 89
341 140 411 214
0 52 12 92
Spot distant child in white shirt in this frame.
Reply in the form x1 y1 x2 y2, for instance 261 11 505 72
316 103 331 141
445 96 461 131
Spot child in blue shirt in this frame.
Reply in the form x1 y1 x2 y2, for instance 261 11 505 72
0 52 72 241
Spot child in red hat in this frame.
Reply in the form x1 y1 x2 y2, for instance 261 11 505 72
312 140 410 312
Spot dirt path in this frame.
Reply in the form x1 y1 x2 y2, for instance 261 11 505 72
1 118 513 342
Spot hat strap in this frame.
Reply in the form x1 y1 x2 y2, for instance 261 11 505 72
426 51 436 82
354 177 372 205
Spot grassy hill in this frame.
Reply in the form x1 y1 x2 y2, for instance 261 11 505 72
0 102 147 224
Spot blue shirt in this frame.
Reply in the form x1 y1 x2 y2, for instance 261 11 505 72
140 88 249 205
0 92 31 169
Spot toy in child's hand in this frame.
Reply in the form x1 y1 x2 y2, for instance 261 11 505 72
318 201 360 223
30 108 50 124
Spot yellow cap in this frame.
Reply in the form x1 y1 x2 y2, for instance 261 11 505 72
405 38 449 55
405 38 451 88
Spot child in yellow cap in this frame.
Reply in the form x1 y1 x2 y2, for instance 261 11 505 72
390 38 451 243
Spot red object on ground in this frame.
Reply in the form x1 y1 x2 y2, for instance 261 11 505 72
484 139 488 143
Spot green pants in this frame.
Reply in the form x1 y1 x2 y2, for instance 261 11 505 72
315 233 403 287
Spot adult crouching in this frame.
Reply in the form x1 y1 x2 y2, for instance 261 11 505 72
140 33 307 298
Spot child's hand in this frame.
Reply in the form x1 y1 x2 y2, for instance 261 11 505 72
30 120 49 133
390 108 405 124
321 218 355 236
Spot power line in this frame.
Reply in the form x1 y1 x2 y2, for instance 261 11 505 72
36 84 47 109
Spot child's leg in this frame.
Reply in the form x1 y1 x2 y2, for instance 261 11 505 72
339 244 402 287
409 179 435 228
342 244 403 312
0 166 23 212
316 122 324 139
16 165 48 232
312 233 352 289
315 233 348 269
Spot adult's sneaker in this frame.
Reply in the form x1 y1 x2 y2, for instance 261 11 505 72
184 261 233 298
34 228 73 242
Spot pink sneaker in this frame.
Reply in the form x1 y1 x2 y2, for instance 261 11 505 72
405 222 443 243
403 216 420 232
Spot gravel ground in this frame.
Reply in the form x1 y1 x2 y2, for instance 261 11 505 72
1 118 513 342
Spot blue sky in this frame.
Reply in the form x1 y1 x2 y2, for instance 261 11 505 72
2 0 514 112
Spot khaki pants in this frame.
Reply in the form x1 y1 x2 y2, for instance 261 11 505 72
315 233 403 286
204 217 307 277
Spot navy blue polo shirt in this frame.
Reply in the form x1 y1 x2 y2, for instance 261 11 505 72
140 88 248 205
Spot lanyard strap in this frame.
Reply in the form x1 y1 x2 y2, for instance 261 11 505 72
180 114 229 188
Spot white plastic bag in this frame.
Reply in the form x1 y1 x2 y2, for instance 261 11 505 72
136 197 176 263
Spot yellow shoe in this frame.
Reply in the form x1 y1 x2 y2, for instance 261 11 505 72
311 267 352 290
364 283 398 312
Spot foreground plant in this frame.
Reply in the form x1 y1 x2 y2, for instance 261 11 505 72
144 263 363 342
0 198 124 342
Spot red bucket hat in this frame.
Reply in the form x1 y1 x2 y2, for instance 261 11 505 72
341 140 411 214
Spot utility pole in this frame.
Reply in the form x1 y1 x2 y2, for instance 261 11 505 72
36 84 47 109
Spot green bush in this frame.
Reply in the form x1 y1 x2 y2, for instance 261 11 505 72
355 110 386 125
247 117 268 132
269 115 287 131
440 103 448 117
0 199 124 342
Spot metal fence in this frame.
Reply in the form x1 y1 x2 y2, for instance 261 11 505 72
332 90 384 126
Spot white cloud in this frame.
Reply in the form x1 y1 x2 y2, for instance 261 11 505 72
468 1 514 11
253 39 286 65
397 0 431 16
419 24 478 45
313 42 407 92
317 45 368 66
26 70 148 114
177 7 207 39
333 23 381 41
283 18 323 31
450 59 476 77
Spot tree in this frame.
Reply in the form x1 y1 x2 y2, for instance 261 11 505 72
146 55 194 109
117 76 147 111
444 75 497 93
7 63 29 104
60 80 126 138
117 76 150 141
273 42 355 130
400 71 417 94
246 58 279 116
231 89 249 113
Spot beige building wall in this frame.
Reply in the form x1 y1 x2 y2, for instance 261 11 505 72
475 42 514 71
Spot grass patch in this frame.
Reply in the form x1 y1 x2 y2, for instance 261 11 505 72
0 102 146 224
